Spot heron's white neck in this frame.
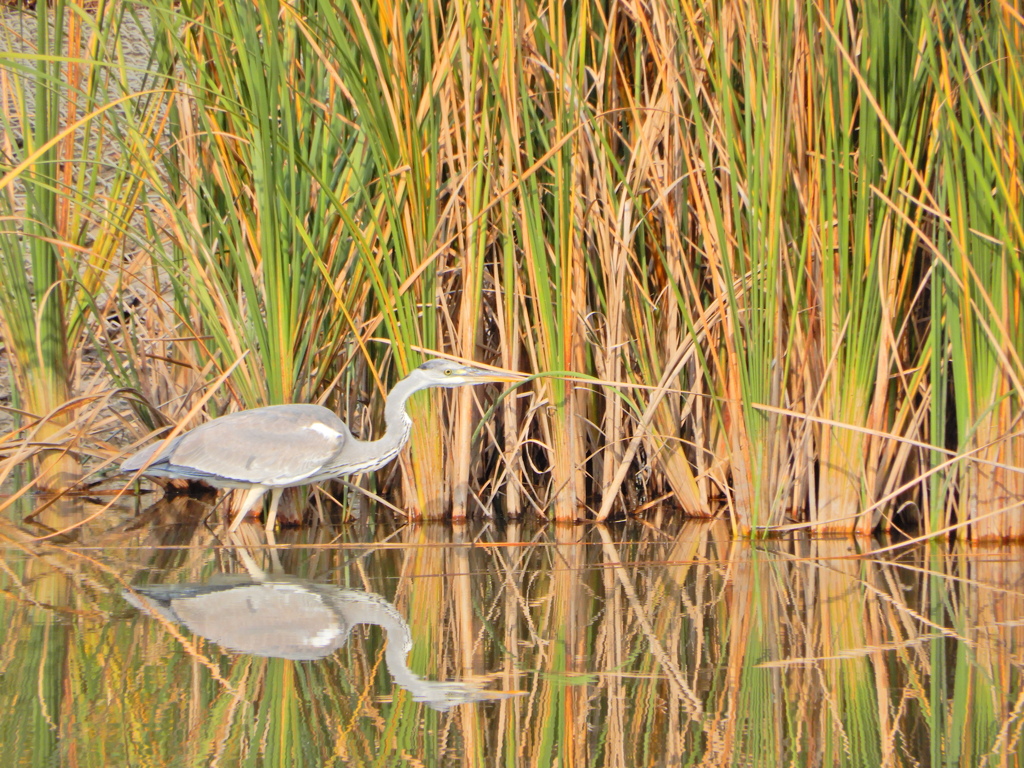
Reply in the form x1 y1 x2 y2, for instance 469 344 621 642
336 374 420 473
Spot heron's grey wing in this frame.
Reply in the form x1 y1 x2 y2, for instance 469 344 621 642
121 438 167 475
165 405 350 485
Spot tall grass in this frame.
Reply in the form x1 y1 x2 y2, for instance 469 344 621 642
0 1 163 487
1 0 1022 536
932 3 1024 540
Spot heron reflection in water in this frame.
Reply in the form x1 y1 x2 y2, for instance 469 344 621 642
125 574 514 712
121 360 522 533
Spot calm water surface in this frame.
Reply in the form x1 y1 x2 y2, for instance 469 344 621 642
1 495 1022 767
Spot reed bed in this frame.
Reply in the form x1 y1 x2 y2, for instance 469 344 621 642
0 0 1022 536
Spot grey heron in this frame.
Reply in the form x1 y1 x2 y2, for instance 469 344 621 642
121 359 521 532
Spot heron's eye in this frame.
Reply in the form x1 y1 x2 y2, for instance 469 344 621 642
443 368 453 376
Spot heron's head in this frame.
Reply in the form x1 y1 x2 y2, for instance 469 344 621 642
412 359 523 389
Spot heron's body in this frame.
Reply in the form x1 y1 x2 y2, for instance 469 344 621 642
121 360 519 532
123 404 394 488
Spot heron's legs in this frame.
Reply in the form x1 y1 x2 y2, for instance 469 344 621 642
227 485 269 532
264 487 284 533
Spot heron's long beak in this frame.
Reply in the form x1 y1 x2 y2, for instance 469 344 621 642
464 367 525 383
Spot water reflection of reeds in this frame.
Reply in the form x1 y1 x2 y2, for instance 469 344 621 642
1 510 1024 765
